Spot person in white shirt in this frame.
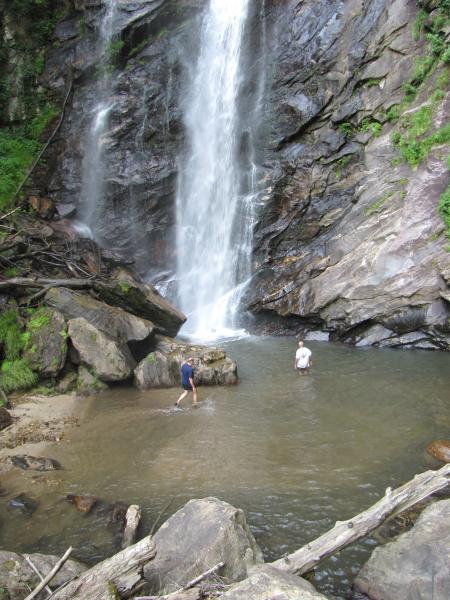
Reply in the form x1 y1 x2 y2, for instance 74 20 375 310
294 340 312 374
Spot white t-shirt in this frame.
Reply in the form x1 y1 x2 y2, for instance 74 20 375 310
296 347 312 369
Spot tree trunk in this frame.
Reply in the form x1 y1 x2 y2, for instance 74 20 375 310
50 536 156 600
271 463 450 576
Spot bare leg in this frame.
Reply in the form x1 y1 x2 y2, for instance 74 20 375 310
175 390 188 406
192 389 198 407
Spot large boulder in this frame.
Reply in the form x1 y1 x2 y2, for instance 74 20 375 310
221 565 329 600
23 308 67 377
134 337 238 389
45 287 155 345
143 497 263 594
68 318 135 382
0 551 86 600
353 499 450 600
93 279 186 338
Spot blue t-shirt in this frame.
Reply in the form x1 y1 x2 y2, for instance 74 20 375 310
181 363 194 385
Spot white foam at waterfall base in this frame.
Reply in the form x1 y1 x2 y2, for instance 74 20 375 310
175 0 256 341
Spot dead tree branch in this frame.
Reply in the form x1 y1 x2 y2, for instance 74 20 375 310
271 463 450 576
24 547 73 600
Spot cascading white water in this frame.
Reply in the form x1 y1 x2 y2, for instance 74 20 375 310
77 0 118 239
176 0 256 340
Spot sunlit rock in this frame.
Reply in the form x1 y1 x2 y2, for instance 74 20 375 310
143 497 263 594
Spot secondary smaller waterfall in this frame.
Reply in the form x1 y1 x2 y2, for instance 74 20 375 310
77 0 118 239
176 0 260 340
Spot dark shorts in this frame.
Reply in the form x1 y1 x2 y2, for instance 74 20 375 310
182 383 193 391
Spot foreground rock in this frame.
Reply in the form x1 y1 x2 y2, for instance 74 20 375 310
353 499 450 600
222 565 329 600
134 337 238 389
0 551 86 600
9 455 62 471
426 440 450 463
68 317 135 382
143 497 263 594
0 407 12 431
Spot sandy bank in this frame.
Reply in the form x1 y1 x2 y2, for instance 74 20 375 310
0 393 84 473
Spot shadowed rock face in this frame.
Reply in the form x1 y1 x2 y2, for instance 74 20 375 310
38 0 449 349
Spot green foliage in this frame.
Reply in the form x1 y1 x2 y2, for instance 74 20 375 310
386 105 401 123
146 352 156 364
400 105 433 139
0 359 38 393
0 130 40 210
106 38 125 63
395 122 450 168
359 118 382 137
118 281 131 293
413 9 428 40
338 122 353 136
333 155 353 179
3 267 20 278
439 183 450 241
431 88 445 102
0 310 23 360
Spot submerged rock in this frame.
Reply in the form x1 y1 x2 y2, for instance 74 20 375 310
134 337 238 389
66 493 99 513
0 551 86 599
68 317 135 382
143 497 263 594
0 407 12 431
10 455 62 471
8 493 39 515
353 499 450 600
426 440 450 463
222 564 329 600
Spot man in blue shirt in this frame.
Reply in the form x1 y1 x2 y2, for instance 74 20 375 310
175 357 198 408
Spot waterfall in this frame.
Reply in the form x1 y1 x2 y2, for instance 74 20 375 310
77 0 118 239
176 0 261 340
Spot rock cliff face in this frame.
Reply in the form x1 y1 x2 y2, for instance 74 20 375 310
3 0 448 349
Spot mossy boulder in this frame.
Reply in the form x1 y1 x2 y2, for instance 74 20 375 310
76 365 108 394
68 318 135 382
23 308 67 377
93 280 186 338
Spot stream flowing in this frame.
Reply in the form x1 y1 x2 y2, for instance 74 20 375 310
2 339 450 599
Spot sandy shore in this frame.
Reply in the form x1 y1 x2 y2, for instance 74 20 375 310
0 392 83 473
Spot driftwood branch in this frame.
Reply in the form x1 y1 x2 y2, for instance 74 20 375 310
50 536 156 600
271 463 450 576
135 561 225 600
13 70 74 202
122 504 142 549
24 555 53 596
24 547 72 600
0 277 95 291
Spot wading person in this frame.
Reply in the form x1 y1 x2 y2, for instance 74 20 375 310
175 357 198 408
294 340 312 374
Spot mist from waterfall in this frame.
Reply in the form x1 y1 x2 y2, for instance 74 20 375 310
176 0 262 340
77 0 118 240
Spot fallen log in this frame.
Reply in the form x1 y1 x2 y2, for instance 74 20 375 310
271 463 450 576
24 547 72 600
0 277 95 290
50 536 156 600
